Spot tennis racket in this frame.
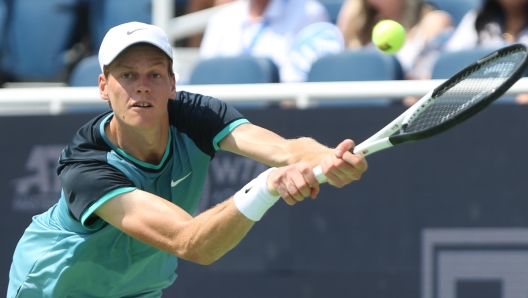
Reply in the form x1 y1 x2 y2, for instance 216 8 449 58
313 43 528 183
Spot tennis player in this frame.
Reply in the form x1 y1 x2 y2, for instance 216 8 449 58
7 22 367 297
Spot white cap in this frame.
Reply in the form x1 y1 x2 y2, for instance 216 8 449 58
98 22 174 72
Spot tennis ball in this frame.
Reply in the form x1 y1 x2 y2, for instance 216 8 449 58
372 20 406 54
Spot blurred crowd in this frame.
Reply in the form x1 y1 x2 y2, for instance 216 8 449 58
0 0 527 100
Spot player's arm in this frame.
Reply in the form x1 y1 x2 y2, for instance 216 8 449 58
95 189 253 265
218 123 367 188
94 163 318 265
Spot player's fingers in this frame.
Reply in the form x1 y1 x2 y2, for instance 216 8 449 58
323 157 366 187
309 186 319 199
277 182 297 205
287 181 305 202
301 165 320 199
326 156 358 177
278 178 305 203
282 196 297 206
326 166 353 183
323 170 347 188
276 173 305 203
294 164 318 198
274 163 320 204
340 151 368 175
334 139 355 158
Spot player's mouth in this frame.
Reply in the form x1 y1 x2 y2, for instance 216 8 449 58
132 102 153 108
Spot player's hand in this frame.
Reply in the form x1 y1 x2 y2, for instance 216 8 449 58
266 162 320 206
320 139 368 187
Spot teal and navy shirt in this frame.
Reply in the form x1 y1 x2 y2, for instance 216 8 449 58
8 91 249 298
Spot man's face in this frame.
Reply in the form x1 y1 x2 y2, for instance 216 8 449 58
99 44 176 131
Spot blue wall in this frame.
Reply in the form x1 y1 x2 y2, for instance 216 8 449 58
2 103 528 298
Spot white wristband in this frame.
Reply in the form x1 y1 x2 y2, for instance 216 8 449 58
233 167 280 221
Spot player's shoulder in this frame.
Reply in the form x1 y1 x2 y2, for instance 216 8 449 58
172 91 220 108
58 111 113 169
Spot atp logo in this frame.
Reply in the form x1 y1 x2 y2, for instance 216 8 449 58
11 145 65 213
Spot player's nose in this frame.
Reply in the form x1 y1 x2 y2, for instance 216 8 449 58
135 76 151 94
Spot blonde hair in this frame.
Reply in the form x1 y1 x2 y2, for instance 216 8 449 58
339 0 424 48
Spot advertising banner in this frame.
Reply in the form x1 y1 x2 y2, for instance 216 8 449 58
2 104 528 298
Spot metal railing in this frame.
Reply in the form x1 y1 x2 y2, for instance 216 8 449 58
1 78 528 115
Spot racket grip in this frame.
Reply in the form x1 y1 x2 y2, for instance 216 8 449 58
312 165 328 184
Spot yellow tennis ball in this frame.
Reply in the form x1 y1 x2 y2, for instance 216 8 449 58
372 20 406 54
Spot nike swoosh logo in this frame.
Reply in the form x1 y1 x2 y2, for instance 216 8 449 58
127 28 147 35
171 172 192 187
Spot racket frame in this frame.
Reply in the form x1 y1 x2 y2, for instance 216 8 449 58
313 43 528 183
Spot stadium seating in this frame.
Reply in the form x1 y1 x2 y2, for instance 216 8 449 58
1 0 83 82
68 55 101 87
189 56 280 85
431 47 499 79
66 54 109 113
308 48 403 82
307 48 403 106
188 56 279 109
88 0 152 51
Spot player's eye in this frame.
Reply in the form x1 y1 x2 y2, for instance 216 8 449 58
152 73 161 78
121 73 132 79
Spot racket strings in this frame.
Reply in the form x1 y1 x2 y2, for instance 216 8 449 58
404 50 526 133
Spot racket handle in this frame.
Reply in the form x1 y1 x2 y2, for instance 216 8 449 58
312 165 328 184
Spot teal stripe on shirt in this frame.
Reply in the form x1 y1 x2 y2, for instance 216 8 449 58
81 187 137 230
213 119 250 151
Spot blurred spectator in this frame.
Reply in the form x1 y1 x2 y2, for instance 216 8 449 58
281 22 345 82
444 0 528 51
444 0 528 104
185 0 234 47
337 0 454 80
199 0 330 82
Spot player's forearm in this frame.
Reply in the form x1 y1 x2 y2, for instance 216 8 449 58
174 168 280 264
281 137 333 167
96 190 255 266
242 137 332 167
174 199 255 265
251 137 332 168
220 124 332 168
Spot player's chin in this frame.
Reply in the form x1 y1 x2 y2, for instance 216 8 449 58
127 116 159 130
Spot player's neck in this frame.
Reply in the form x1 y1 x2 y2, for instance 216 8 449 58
106 118 170 165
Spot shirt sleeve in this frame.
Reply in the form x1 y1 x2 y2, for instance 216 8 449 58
170 91 249 158
60 162 137 229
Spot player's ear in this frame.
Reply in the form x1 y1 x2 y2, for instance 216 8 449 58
170 73 177 99
99 73 109 101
